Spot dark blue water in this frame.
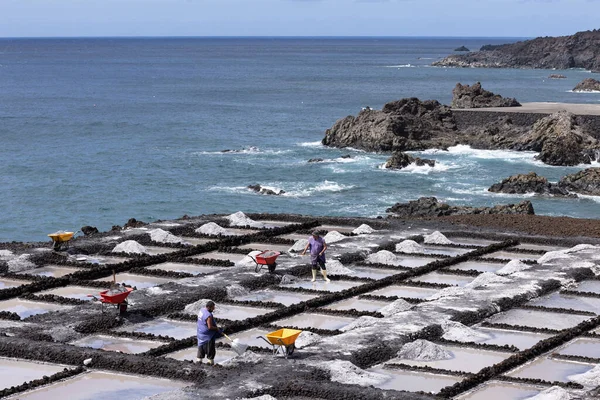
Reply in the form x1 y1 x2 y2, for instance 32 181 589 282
1 37 599 242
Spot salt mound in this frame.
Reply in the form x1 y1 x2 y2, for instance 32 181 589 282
424 231 453 245
366 250 401 266
379 299 412 317
395 240 424 253
225 211 269 228
318 360 390 387
0 249 14 258
195 222 232 236
280 275 298 285
7 254 35 273
295 331 321 349
112 240 148 254
326 259 354 275
442 320 491 342
289 239 308 253
236 251 263 268
145 287 173 296
149 228 188 245
353 224 374 234
184 299 213 315
527 386 571 400
227 284 249 298
538 250 576 265
569 364 600 387
221 350 263 366
324 231 347 244
466 272 510 288
497 260 532 275
242 396 277 400
340 316 379 332
396 339 453 361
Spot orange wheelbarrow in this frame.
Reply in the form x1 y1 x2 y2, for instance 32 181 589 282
48 231 75 251
258 328 302 358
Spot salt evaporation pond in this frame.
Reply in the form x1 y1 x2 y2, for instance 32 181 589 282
37 286 103 301
486 251 540 262
117 319 196 340
275 313 355 330
390 255 439 268
455 380 542 400
179 237 212 246
528 292 600 315
485 309 590 331
445 237 499 247
16 265 81 278
420 246 472 257
445 261 504 274
556 337 600 358
190 251 248 263
70 335 168 354
350 267 400 280
218 328 273 349
147 262 222 275
165 346 238 363
281 280 361 292
0 299 71 319
465 326 552 350
6 371 187 400
322 297 391 313
368 368 463 394
237 243 293 253
233 289 317 306
505 356 596 382
95 273 175 289
143 246 180 255
0 278 30 290
515 243 569 252
408 272 475 287
213 304 276 320
370 285 439 299
0 357 66 390
572 280 600 294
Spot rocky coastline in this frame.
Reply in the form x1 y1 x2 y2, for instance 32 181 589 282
432 29 600 72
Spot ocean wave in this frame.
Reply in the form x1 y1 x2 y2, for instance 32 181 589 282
566 90 600 94
377 161 451 174
194 146 291 155
384 64 416 68
576 194 600 203
445 145 537 161
283 180 355 197
298 141 324 147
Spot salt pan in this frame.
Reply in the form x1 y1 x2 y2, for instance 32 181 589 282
353 224 375 234
317 360 390 387
527 386 571 400
112 240 148 254
149 229 189 245
195 222 233 236
324 231 347 244
395 240 424 253
378 299 412 317
497 260 532 275
568 364 600 387
396 339 453 361
423 231 453 245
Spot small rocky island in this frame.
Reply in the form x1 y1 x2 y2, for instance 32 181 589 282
573 78 600 92
454 46 469 52
432 29 600 72
451 82 520 108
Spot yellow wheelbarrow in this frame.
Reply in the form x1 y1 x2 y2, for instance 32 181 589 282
258 328 302 358
48 231 75 251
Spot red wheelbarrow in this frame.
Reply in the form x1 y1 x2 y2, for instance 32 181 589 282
250 250 281 273
89 287 134 314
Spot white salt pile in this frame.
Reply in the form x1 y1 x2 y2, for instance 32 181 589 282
236 251 263 268
538 244 600 265
366 250 402 266
423 231 453 245
317 360 390 387
324 231 347 244
227 284 249 298
295 331 321 349
341 316 379 332
289 239 308 253
149 228 189 245
378 299 412 317
195 222 233 236
527 386 571 400
184 298 213 315
280 275 298 285
353 224 375 234
568 364 600 387
441 320 491 342
0 249 14 258
395 240 424 253
226 211 270 228
112 240 149 254
242 395 277 400
538 250 576 265
7 254 35 273
326 259 354 275
497 260 532 276
145 287 173 296
221 350 263 366
466 272 510 288
396 339 453 361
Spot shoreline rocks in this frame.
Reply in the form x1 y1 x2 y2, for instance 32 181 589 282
451 82 521 109
488 172 575 197
432 29 600 72
383 152 435 169
548 74 567 79
454 46 470 52
386 197 535 217
247 184 285 196
573 78 600 92
558 168 600 196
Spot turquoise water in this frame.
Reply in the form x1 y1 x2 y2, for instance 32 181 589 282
1 37 599 242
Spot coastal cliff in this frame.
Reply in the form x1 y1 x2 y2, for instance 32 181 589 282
432 29 600 72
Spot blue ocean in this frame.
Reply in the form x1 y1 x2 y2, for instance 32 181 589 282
1 37 599 242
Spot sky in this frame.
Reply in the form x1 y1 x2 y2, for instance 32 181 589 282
0 0 599 38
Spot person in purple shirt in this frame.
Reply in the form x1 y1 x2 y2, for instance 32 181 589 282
301 231 330 282
196 300 223 365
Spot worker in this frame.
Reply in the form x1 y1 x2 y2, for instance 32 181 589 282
196 300 224 365
301 230 330 282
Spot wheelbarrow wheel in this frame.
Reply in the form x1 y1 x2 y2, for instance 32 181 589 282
119 302 128 315
254 263 263 273
285 343 295 356
268 262 277 273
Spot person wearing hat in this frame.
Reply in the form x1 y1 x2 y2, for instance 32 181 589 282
196 300 224 365
301 231 330 282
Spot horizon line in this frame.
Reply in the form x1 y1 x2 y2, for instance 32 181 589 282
0 35 531 40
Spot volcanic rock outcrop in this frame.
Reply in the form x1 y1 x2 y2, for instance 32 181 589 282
558 168 600 196
514 110 600 166
573 78 600 92
548 74 567 79
384 152 435 169
386 197 535 217
451 82 521 108
321 98 457 152
248 184 285 195
432 29 600 72
454 46 470 52
488 172 575 197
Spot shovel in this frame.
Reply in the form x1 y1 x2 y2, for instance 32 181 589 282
223 333 248 356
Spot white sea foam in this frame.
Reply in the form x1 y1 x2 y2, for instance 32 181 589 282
385 64 416 68
282 181 355 198
396 339 453 361
324 231 347 243
195 146 291 155
298 141 323 147
423 231 453 245
395 240 424 253
112 240 148 254
446 144 538 161
353 224 375 234
378 161 451 174
567 89 600 93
